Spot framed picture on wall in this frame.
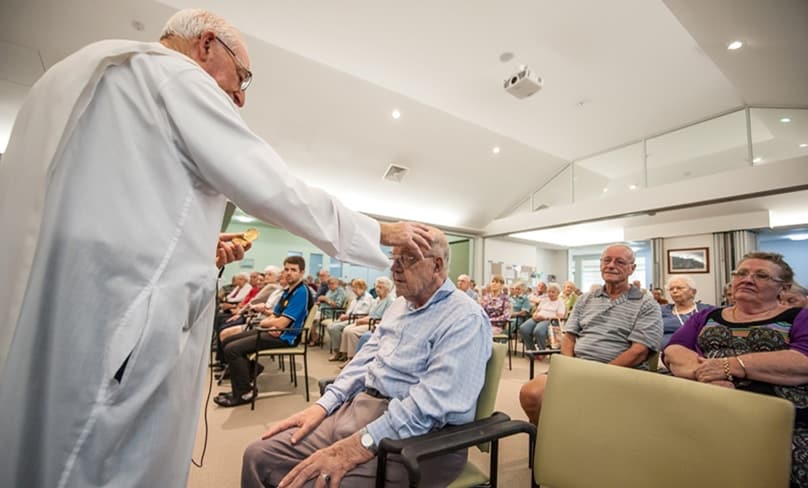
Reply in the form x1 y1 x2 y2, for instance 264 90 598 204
667 248 709 274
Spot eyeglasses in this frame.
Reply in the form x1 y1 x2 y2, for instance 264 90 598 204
390 254 435 269
600 257 634 267
730 269 784 283
215 36 253 92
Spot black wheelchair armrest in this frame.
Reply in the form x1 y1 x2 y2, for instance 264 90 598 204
375 412 536 488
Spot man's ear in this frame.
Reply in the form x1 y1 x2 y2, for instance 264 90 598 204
197 31 217 61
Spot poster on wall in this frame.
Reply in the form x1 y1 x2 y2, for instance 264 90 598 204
667 248 710 273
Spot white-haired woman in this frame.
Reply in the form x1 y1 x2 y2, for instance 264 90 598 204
519 282 566 351
327 278 373 361
338 276 396 365
782 282 808 308
660 275 712 348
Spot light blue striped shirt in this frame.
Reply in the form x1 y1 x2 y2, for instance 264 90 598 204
318 279 492 443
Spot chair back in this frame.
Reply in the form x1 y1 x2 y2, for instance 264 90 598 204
535 355 794 488
473 342 506 453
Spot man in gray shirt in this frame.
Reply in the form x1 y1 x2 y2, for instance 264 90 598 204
519 243 662 424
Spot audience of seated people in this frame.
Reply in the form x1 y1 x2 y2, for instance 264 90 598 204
519 243 663 424
214 256 312 408
781 282 808 308
456 274 478 301
659 275 712 349
240 226 492 487
528 281 547 306
663 252 808 487
219 272 254 313
310 276 347 345
519 282 567 352
327 279 374 362
481 274 511 334
652 287 669 305
560 280 578 314
338 276 396 366
509 281 533 325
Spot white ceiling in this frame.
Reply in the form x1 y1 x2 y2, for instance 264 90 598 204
0 0 805 232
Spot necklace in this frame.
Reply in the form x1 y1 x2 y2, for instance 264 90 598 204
730 304 781 321
673 304 697 326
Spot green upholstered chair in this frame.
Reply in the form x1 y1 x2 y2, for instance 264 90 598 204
533 355 794 488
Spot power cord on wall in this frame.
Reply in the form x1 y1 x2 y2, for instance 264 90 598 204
191 266 225 468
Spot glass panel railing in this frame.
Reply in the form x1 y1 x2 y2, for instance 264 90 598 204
573 142 644 203
646 109 748 187
750 108 808 166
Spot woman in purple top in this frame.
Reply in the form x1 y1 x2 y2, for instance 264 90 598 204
481 275 511 334
664 252 808 488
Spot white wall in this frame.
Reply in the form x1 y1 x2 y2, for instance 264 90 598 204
483 238 568 285
662 234 717 306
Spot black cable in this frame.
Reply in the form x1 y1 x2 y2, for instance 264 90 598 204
191 265 225 468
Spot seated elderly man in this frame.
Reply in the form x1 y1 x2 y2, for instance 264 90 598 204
510 281 533 323
519 243 662 424
456 274 478 301
242 226 492 487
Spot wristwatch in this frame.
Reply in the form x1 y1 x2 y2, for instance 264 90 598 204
359 427 378 454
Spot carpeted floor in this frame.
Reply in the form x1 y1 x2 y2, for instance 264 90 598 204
187 342 545 487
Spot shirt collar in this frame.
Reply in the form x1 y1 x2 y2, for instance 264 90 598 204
406 278 456 312
593 284 644 300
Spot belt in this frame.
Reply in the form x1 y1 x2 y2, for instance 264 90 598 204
363 387 391 400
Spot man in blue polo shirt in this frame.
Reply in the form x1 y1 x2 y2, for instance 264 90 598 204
215 255 311 407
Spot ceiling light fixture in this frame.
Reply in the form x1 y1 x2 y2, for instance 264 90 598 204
727 40 743 51
391 109 401 119
753 157 763 163
800 143 808 148
780 117 791 123
602 188 609 193
788 233 808 241
492 146 501 154
629 184 638 190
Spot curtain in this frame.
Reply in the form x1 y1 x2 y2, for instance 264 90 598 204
713 230 759 302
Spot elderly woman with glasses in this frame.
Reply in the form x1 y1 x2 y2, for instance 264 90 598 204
664 252 808 488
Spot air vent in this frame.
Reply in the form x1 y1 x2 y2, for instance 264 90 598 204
383 164 409 183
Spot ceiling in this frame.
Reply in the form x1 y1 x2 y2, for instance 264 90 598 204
1 0 805 231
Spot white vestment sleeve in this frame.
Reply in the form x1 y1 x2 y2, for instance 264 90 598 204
160 68 390 270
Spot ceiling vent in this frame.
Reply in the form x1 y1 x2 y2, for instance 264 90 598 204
383 164 409 183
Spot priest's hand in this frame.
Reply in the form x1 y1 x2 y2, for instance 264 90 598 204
215 233 251 268
379 221 432 259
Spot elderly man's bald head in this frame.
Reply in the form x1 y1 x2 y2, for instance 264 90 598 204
391 225 450 307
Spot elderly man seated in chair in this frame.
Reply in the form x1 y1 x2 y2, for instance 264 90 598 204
241 226 492 488
519 243 662 424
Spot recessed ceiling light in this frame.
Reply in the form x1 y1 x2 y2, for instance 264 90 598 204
800 143 808 148
753 157 763 163
788 233 808 241
391 109 401 119
492 146 501 154
131 20 145 32
628 184 638 190
727 40 743 51
602 187 609 193
780 117 791 123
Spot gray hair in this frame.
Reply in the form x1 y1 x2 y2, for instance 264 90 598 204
161 9 244 49
375 276 393 291
665 275 696 291
235 272 249 280
547 282 562 293
601 243 636 263
791 282 808 297
264 265 281 276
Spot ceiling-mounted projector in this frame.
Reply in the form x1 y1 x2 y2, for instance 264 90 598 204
504 66 542 99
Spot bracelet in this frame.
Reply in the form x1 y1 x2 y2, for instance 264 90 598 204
735 356 748 379
722 357 734 382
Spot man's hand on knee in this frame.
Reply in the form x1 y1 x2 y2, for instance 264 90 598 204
278 432 374 488
261 404 327 443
